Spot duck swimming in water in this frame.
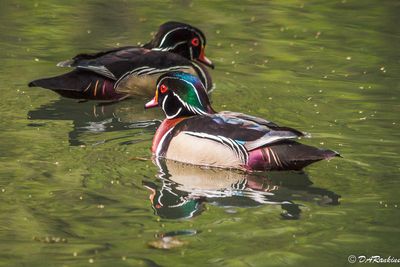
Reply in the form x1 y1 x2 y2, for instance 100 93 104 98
28 21 214 101
144 72 340 171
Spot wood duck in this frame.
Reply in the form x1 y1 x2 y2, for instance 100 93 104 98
145 72 340 171
28 21 214 101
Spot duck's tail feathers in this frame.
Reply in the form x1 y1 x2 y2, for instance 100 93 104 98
29 70 95 91
272 141 340 170
252 141 340 171
28 70 121 100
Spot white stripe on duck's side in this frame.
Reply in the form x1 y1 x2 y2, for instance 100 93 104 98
164 131 249 169
269 147 283 168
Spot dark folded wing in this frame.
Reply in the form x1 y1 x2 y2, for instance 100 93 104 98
218 111 280 128
57 46 138 68
218 111 304 136
59 49 194 83
174 114 303 151
105 50 193 79
67 48 149 80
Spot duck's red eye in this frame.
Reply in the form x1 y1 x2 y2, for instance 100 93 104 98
191 37 199 47
160 84 168 93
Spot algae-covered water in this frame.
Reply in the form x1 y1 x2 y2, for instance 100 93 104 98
0 1 399 266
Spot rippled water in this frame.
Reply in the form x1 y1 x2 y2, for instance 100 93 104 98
0 1 399 266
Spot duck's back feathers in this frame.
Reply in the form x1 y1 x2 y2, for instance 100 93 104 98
60 48 195 81
63 48 149 79
218 111 304 136
218 111 280 128
105 50 194 79
57 46 138 67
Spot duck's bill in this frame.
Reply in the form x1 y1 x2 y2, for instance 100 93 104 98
145 97 159 109
198 48 214 69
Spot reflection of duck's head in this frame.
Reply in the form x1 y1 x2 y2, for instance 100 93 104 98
143 180 205 219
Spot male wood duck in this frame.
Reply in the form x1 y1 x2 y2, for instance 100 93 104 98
145 72 340 171
28 21 214 101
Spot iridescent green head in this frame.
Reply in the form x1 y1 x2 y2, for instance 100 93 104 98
145 72 214 119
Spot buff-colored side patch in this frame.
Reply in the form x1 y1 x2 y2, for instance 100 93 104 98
166 132 243 169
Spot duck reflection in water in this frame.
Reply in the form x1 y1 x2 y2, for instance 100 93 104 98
143 158 340 220
27 98 161 146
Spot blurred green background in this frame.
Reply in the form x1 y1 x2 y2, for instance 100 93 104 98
0 0 399 266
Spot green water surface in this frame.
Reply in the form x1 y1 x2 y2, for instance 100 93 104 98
0 0 399 266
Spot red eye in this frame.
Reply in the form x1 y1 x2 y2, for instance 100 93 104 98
191 37 199 47
160 84 168 93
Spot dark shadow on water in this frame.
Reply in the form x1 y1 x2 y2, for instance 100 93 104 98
27 98 161 146
143 158 341 220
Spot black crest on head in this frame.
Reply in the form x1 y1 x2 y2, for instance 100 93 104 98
145 21 206 61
